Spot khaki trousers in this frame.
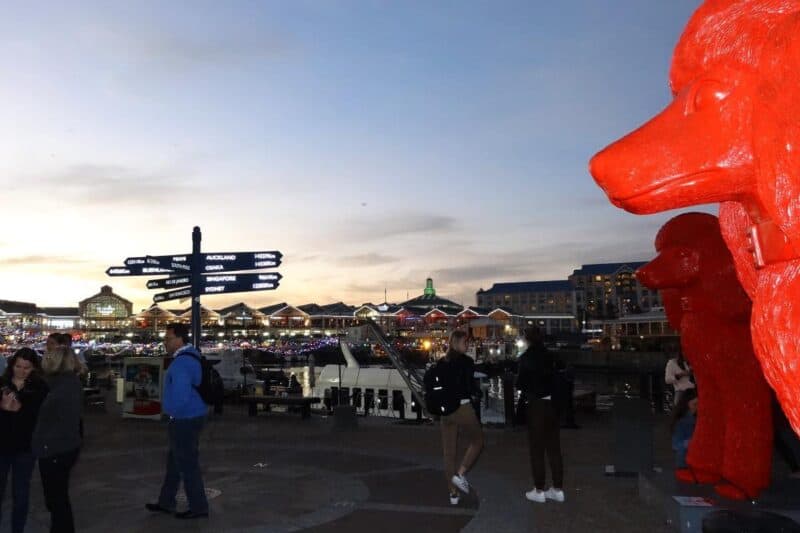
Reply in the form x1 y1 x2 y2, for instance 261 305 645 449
441 403 484 493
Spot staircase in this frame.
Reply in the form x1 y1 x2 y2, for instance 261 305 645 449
363 320 428 414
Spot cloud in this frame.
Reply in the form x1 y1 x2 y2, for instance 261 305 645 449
0 255 90 267
337 253 398 266
37 164 197 206
344 213 458 241
78 21 290 78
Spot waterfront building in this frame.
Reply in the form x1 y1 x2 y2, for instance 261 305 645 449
569 262 661 319
134 304 178 331
179 306 222 327
0 300 42 330
476 280 575 316
600 307 678 351
218 302 267 330
40 307 80 330
78 286 133 331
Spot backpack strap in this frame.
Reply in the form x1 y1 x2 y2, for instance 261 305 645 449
175 351 203 387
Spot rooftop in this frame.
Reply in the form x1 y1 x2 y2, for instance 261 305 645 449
0 300 39 315
571 262 648 277
478 280 573 294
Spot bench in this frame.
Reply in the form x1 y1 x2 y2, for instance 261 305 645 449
241 395 321 420
574 389 597 412
83 387 105 408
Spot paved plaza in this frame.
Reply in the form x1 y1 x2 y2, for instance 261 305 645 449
2 397 679 533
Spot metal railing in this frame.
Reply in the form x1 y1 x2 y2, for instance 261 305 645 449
363 320 428 414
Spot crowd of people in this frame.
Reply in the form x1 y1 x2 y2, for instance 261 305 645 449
0 333 84 533
14 323 800 524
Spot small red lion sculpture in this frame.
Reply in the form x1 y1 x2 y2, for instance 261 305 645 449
590 1 800 438
637 213 772 500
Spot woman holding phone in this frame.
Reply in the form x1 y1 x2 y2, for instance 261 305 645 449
0 348 48 533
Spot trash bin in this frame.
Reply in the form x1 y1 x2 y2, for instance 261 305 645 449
611 395 653 474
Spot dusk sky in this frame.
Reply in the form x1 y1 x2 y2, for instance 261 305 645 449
0 0 708 312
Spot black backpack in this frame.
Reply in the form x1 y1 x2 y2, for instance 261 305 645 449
423 360 462 416
181 352 225 406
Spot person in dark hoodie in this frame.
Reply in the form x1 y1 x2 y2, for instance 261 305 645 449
32 345 82 533
516 327 564 504
146 323 209 520
0 348 48 533
426 330 484 506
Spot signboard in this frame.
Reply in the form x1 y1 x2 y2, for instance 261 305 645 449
106 227 283 345
106 265 173 277
201 251 282 273
121 251 282 274
125 255 190 267
146 256 191 272
146 275 192 290
152 273 281 302
122 357 164 420
202 273 282 294
153 287 193 303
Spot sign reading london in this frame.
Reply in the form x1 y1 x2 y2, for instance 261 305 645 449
105 227 283 341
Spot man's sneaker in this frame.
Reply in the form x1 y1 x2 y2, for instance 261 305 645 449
449 493 460 505
451 474 470 494
544 487 565 502
525 489 546 503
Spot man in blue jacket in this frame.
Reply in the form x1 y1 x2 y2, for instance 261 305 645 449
146 322 209 519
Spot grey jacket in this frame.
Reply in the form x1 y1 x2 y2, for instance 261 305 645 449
31 373 82 458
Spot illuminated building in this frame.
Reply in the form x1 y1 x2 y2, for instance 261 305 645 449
78 285 134 331
569 262 662 319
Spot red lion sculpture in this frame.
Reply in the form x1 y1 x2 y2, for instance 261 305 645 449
637 213 772 500
589 1 800 439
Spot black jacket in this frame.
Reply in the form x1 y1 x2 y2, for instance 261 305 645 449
515 343 556 400
438 351 480 403
0 375 49 454
31 373 82 458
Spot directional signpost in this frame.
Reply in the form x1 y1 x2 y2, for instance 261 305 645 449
105 226 282 346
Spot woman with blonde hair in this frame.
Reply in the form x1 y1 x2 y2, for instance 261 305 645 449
423 329 483 505
31 346 82 533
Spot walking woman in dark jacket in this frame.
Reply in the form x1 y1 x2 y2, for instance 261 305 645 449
0 348 48 533
32 346 82 533
516 327 564 503
433 330 484 505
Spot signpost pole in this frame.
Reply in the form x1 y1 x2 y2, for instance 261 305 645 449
191 226 202 351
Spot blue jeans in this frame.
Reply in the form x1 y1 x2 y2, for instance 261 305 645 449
0 452 36 533
158 417 208 513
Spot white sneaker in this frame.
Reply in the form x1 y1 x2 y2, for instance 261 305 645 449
544 487 565 502
525 488 546 503
451 474 470 494
449 493 460 505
